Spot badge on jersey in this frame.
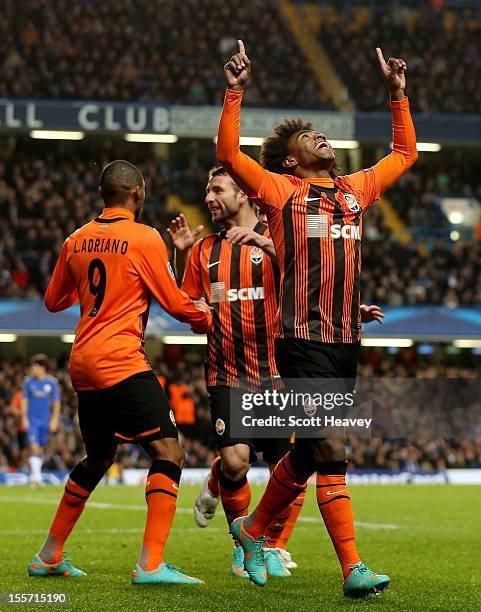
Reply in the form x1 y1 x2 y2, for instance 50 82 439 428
250 246 264 265
343 193 361 213
215 418 226 436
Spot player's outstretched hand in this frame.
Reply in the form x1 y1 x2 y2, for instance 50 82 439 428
167 214 203 251
225 226 262 246
376 47 406 99
360 304 385 325
224 39 251 91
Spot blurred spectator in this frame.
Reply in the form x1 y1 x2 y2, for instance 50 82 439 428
0 0 332 109
319 4 481 113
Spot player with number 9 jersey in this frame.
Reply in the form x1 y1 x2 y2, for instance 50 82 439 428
45 188 211 392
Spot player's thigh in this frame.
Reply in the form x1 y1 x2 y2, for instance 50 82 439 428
207 385 256 464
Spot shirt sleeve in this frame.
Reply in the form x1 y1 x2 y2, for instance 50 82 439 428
134 229 211 332
45 239 79 312
181 240 204 299
342 97 418 209
216 88 296 210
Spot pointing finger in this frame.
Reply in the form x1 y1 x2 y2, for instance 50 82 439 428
375 47 387 69
238 39 245 56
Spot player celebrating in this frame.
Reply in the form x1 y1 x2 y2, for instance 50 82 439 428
21 354 61 487
217 42 417 596
28 160 212 585
168 167 304 578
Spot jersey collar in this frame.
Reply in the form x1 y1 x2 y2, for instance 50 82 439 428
306 177 335 188
98 207 135 222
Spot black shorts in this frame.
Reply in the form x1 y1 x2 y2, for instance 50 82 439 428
77 371 177 452
275 339 360 430
275 338 360 380
207 385 292 465
255 437 292 465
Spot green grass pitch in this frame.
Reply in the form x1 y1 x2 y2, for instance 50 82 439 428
1 484 479 611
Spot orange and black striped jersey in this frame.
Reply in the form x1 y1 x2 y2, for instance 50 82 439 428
182 223 279 387
217 88 417 343
45 207 212 391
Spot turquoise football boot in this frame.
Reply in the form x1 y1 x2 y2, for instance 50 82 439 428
230 517 267 586
264 548 291 577
28 554 86 577
343 562 390 598
231 545 249 578
132 562 204 585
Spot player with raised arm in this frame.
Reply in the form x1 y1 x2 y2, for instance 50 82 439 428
28 160 212 585
168 167 304 578
21 354 61 487
217 41 417 596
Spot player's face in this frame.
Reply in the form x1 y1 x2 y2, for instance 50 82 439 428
205 175 242 223
254 205 268 225
286 130 336 171
31 364 46 379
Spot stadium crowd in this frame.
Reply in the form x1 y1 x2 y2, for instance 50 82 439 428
319 4 481 113
1 141 479 306
1 356 480 475
0 0 330 109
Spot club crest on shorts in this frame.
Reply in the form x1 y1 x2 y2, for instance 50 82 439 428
215 418 226 436
169 410 176 426
304 401 317 417
343 193 361 213
250 246 264 265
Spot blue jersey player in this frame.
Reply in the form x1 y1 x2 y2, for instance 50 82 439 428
21 355 61 486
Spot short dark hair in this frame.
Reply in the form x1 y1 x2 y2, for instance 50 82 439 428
260 119 338 177
31 354 48 369
208 165 239 191
100 160 144 206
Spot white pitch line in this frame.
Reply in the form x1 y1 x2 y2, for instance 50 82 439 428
0 496 405 530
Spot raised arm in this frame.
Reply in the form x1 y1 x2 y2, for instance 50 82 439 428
216 40 266 196
343 48 417 204
45 239 79 312
373 48 417 193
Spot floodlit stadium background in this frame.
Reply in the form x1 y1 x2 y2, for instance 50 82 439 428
1 0 481 484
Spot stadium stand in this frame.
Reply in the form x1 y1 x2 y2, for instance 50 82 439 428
0 0 332 109
1 357 480 473
317 3 481 113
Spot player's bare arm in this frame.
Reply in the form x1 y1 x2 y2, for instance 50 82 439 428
167 214 204 284
225 227 277 263
360 304 385 325
49 400 61 433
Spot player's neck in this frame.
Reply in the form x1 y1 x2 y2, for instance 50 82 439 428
224 209 259 230
101 206 135 220
295 168 333 181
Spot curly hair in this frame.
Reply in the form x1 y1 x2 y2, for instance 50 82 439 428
259 118 338 177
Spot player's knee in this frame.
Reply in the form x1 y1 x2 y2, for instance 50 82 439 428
145 438 184 468
82 455 114 475
312 438 347 464
220 447 250 481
